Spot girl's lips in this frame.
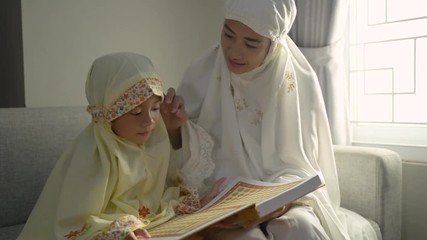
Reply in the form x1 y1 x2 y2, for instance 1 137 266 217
137 128 153 137
138 130 151 136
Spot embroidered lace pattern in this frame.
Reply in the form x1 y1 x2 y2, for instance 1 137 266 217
180 124 215 192
284 55 296 93
87 78 163 122
286 70 295 93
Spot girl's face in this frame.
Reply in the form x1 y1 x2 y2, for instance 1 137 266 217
111 95 162 145
221 19 271 74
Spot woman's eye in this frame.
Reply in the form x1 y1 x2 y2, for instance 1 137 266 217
245 42 259 49
224 32 233 38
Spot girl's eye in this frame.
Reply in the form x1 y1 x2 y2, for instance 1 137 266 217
130 111 142 116
130 108 143 115
152 105 160 112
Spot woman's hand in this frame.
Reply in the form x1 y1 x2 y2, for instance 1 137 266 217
124 228 151 240
240 203 292 229
214 203 293 230
160 88 188 149
200 177 227 207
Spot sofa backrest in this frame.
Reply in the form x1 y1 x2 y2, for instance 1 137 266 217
0 106 90 228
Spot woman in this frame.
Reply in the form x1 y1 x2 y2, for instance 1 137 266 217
17 52 215 240
169 0 378 239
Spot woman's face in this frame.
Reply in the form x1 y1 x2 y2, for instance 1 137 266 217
111 95 162 145
221 19 271 74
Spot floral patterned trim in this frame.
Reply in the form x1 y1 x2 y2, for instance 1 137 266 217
87 78 163 122
174 185 202 215
92 215 150 240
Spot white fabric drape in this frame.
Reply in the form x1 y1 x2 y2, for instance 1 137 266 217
179 0 355 238
289 0 351 145
178 0 379 238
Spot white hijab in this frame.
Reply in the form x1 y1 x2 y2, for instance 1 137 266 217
178 0 350 238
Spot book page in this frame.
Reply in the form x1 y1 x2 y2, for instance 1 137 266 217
149 175 320 240
198 176 295 211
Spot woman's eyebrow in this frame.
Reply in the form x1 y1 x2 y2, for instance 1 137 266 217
224 23 262 43
224 24 235 34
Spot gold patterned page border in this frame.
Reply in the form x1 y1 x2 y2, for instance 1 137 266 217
149 179 302 238
148 205 247 237
208 180 300 211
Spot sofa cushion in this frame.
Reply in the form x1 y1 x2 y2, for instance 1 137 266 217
0 106 89 229
0 224 24 240
334 145 402 240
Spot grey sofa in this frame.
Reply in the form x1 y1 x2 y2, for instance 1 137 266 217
0 106 402 240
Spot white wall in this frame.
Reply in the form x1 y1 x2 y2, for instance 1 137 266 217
21 0 226 107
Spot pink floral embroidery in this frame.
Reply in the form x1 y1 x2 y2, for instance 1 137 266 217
138 206 151 218
64 223 90 239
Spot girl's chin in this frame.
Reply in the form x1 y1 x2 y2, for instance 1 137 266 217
132 133 151 145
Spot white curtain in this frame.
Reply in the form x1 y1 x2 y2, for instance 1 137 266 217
289 0 350 145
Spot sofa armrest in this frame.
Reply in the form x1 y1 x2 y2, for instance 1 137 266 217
333 145 402 240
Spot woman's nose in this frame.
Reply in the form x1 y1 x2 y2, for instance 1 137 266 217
228 42 244 59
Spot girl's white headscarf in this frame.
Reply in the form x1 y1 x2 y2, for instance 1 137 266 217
178 0 350 238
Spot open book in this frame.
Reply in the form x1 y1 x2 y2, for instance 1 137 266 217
149 174 323 240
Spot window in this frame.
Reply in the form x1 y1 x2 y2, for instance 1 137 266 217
348 0 427 161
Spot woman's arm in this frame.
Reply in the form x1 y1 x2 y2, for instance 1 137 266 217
161 88 187 149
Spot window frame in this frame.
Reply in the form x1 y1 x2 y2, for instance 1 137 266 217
347 0 427 162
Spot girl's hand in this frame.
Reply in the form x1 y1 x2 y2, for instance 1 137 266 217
124 228 151 240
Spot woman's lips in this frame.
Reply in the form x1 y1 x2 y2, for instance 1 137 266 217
228 59 245 69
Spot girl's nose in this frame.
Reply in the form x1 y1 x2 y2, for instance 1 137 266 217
140 112 155 126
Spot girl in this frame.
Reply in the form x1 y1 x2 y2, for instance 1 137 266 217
17 52 215 240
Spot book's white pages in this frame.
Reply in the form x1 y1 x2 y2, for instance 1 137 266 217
149 174 323 240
